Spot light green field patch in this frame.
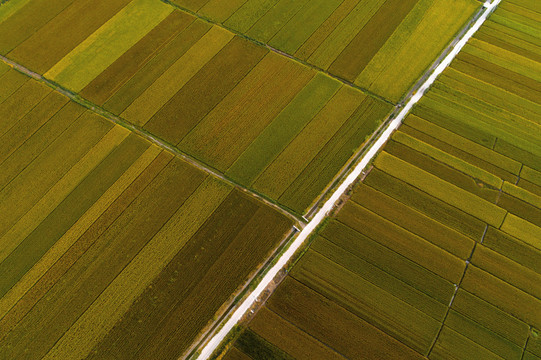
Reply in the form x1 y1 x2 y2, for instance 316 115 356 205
496 6 541 32
0 0 31 24
483 19 541 49
0 61 10 78
405 114 522 175
247 0 309 43
464 38 541 83
393 131 503 188
507 0 541 13
121 25 233 126
356 0 479 102
477 24 541 61
45 0 173 92
502 182 541 209
375 151 507 227
268 0 343 54
227 72 341 185
429 83 541 147
521 166 541 187
308 0 385 70
440 68 541 123
501 213 541 251
252 85 364 200
225 0 280 33
199 0 248 23
490 12 541 39
422 91 541 157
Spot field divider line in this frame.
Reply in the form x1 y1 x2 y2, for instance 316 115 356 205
0 54 304 226
195 1 501 358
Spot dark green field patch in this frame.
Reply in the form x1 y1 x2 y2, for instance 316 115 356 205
413 101 496 149
128 197 292 359
247 307 347 360
7 0 131 73
430 326 504 360
88 190 292 359
444 310 524 360
336 200 465 283
0 151 174 344
0 80 52 138
451 289 529 348
329 0 418 81
497 192 541 225
0 68 29 104
0 101 85 190
0 91 69 165
80 10 193 105
384 139 501 203
471 244 541 299
452 52 541 105
461 266 541 329
0 112 111 238
400 121 519 183
0 0 76 54
364 168 487 240
0 157 206 359
310 237 448 320
179 54 313 172
143 36 267 145
351 183 474 259
103 19 211 115
226 73 341 185
87 189 258 359
320 221 455 303
235 329 295 360
0 134 149 298
267 277 427 359
279 96 391 212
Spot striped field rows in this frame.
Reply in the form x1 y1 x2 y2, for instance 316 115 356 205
224 1 541 359
0 68 294 359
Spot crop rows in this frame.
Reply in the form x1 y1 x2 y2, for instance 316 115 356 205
170 0 480 103
0 0 398 215
224 1 541 359
0 0 486 214
0 70 294 359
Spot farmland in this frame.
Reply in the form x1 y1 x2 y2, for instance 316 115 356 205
0 0 488 215
0 0 538 359
223 1 541 359
170 0 480 103
0 71 294 359
0 0 402 215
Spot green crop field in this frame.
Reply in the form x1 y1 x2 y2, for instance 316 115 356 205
0 72 293 359
224 1 541 359
0 0 484 215
0 0 398 215
172 0 480 103
1 0 539 359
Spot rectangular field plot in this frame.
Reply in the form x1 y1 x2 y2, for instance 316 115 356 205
0 72 294 359
224 1 541 359
0 0 394 215
172 0 480 103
